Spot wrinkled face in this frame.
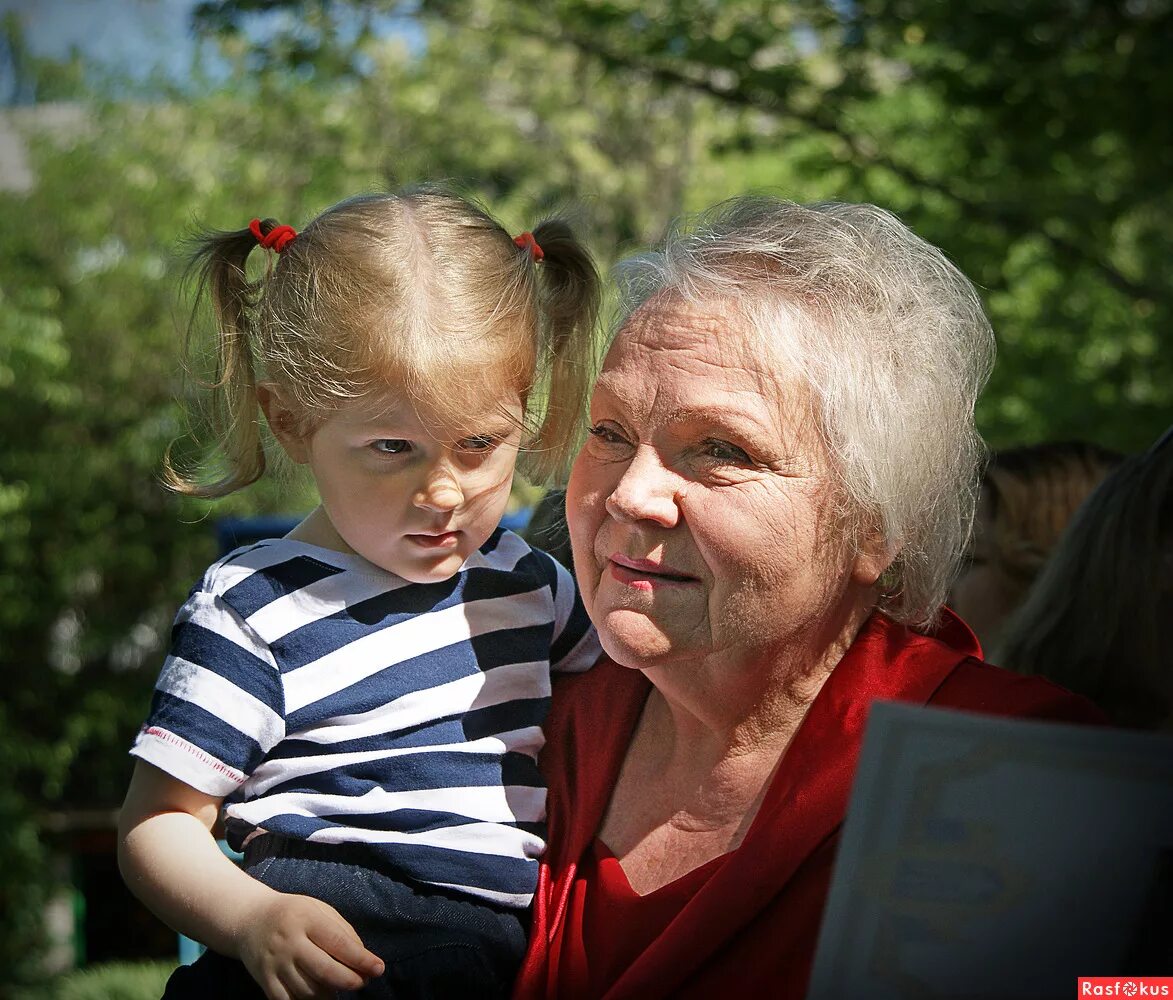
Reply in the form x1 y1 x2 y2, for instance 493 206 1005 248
289 390 524 583
566 292 882 676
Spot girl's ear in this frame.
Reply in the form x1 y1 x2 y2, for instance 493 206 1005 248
257 383 310 464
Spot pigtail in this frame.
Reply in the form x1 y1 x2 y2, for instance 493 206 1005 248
162 223 272 498
521 219 602 486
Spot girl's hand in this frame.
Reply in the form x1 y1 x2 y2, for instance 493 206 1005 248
117 764 384 998
238 893 385 1000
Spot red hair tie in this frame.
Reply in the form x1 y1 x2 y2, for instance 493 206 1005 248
249 218 298 254
513 231 544 262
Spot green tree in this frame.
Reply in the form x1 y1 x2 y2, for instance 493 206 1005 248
433 0 1173 449
198 0 1173 449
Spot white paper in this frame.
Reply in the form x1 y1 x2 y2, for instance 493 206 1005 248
807 703 1173 999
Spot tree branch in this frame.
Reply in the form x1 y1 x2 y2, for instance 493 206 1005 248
505 13 1163 304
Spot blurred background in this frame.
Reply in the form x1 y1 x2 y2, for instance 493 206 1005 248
0 0 1170 995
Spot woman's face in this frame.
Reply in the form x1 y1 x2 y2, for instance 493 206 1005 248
566 293 885 678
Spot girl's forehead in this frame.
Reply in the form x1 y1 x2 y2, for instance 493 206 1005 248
337 387 524 433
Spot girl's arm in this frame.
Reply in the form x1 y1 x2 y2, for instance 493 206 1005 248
118 761 384 1000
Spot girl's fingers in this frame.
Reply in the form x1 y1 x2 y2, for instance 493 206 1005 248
279 958 335 1000
297 945 374 992
259 972 292 1000
306 912 385 979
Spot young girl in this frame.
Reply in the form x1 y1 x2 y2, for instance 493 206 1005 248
117 189 602 999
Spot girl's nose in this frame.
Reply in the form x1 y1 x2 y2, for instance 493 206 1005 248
414 466 464 513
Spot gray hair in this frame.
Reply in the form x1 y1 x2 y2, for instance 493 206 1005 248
614 196 995 627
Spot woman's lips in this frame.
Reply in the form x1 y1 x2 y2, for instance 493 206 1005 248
608 553 698 590
406 531 460 550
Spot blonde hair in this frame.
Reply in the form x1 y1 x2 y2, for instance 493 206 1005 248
614 195 995 627
995 434 1173 730
167 188 600 496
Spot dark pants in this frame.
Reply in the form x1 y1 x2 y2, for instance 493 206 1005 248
162 834 528 999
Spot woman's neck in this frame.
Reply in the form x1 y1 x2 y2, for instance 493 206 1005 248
597 688 792 892
629 686 801 825
640 592 875 759
597 595 877 892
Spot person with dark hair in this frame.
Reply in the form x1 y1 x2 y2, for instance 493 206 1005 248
995 427 1173 730
951 441 1122 652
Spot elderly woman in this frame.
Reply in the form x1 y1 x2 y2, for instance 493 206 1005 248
514 197 1101 998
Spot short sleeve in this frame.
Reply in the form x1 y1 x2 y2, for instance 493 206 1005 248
130 589 286 797
537 551 601 675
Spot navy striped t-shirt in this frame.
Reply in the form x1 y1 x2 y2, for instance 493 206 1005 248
130 528 599 908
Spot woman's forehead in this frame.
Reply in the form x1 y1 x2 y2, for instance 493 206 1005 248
605 292 803 393
598 293 817 441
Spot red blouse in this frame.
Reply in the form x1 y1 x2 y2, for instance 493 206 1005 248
556 840 725 999
515 610 1105 1000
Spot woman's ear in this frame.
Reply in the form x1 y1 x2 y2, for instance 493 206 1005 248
256 383 310 464
851 520 895 588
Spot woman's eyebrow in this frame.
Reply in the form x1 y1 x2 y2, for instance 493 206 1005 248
664 402 775 432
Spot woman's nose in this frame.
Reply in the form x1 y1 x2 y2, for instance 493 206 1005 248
413 464 464 513
604 446 680 527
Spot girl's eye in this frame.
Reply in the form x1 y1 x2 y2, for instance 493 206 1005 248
458 434 498 453
701 439 752 463
371 439 410 455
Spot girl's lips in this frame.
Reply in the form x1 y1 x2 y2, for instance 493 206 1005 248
406 531 460 549
608 554 698 588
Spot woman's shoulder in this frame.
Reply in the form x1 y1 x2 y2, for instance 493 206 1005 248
911 607 1106 723
858 609 1107 725
931 655 1108 724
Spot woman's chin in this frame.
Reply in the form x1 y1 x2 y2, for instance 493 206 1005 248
597 609 696 668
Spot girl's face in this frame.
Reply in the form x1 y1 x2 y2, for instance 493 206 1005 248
276 388 525 583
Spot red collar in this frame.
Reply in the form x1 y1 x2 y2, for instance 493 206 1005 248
527 611 979 997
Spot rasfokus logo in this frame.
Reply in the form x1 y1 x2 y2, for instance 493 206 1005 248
1079 979 1173 997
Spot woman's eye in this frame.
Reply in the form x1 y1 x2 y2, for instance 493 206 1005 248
587 423 628 446
371 439 410 455
701 439 751 463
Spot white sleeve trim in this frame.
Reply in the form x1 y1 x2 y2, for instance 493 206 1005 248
549 557 578 638
130 726 246 798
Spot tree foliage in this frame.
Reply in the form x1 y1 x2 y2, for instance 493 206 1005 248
435 0 1173 449
198 0 1173 448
